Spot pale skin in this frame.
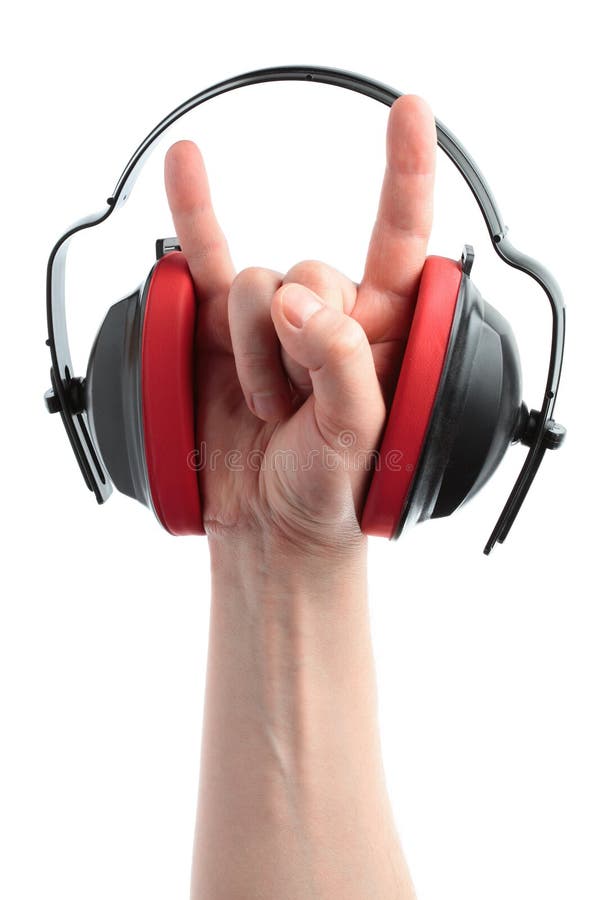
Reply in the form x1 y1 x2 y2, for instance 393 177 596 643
164 94 436 899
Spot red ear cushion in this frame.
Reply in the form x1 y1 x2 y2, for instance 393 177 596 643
361 256 463 538
141 252 204 535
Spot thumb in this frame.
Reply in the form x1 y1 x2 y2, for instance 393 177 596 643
271 282 386 454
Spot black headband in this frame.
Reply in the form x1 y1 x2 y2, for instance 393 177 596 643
45 65 565 552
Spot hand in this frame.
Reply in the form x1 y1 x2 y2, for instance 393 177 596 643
164 96 436 556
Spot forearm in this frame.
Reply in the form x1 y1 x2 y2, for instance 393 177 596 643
191 530 416 899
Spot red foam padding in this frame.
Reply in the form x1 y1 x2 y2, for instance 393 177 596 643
361 256 462 538
141 252 204 535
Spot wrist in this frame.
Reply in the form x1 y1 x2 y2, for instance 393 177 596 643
207 521 368 602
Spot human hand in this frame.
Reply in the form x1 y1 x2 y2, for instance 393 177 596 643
164 96 436 557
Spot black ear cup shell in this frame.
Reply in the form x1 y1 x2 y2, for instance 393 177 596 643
85 287 151 508
396 274 522 537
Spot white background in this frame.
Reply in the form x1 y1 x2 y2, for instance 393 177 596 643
1 1 598 898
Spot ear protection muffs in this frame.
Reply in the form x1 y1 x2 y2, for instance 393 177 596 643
362 249 526 540
84 250 202 535
45 66 566 553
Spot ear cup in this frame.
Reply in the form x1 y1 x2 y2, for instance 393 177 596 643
361 256 463 538
86 252 203 535
361 255 523 540
86 287 148 507
140 252 203 535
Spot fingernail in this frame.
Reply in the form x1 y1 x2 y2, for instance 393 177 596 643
251 391 285 421
281 284 323 328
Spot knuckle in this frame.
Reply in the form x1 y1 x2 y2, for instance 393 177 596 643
187 236 226 264
284 259 330 290
238 348 271 372
283 260 357 313
230 266 279 299
326 316 366 364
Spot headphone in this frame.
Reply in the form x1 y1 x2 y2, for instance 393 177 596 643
44 65 566 554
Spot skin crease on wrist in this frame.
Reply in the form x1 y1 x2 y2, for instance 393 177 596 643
163 95 436 898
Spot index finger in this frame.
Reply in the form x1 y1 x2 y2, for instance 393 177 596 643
357 96 436 335
164 139 235 302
